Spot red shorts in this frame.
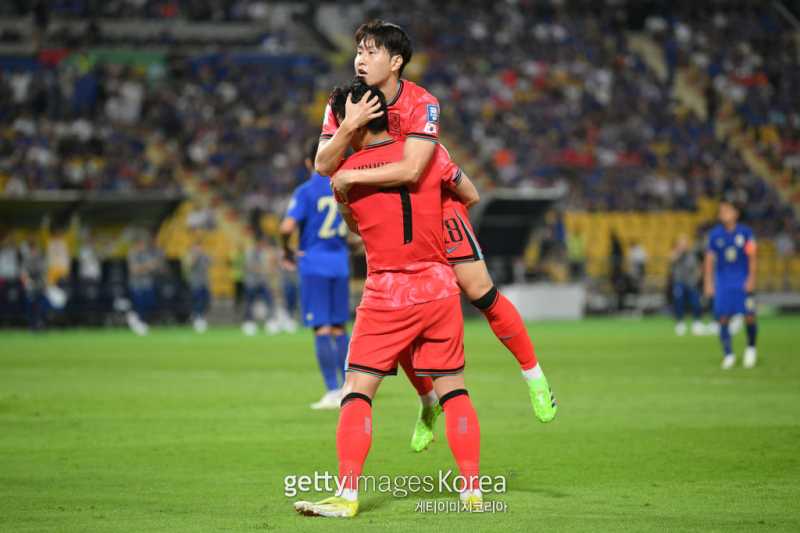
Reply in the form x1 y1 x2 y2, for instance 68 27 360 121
443 199 483 265
347 295 465 377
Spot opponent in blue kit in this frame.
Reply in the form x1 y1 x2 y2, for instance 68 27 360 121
704 200 758 369
280 140 350 409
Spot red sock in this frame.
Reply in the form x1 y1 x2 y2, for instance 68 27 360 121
442 391 480 491
337 395 372 490
482 292 538 371
398 349 434 396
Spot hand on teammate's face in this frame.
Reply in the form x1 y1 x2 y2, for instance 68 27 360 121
342 93 383 130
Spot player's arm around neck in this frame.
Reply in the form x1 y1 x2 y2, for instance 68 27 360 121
315 127 356 177
336 137 436 189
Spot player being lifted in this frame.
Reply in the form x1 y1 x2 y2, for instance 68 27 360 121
704 199 759 369
295 82 482 518
280 140 350 409
315 20 556 451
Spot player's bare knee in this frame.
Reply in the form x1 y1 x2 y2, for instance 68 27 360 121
431 374 466 399
314 325 332 336
343 372 381 400
454 261 494 301
330 325 345 336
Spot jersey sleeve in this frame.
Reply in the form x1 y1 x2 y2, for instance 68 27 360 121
744 227 757 255
705 231 715 253
406 92 440 143
285 187 308 222
319 103 339 140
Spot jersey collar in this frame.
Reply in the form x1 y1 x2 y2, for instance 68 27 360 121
387 79 404 106
363 138 396 150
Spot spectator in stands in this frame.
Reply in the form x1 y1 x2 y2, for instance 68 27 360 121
566 231 586 281
628 240 648 292
670 234 704 336
46 228 70 286
184 240 211 333
126 234 158 336
241 237 274 336
20 240 47 330
0 234 21 287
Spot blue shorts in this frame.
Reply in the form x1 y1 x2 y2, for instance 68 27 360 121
714 286 755 318
300 275 349 328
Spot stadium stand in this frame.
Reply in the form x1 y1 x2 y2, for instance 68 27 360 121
0 0 798 327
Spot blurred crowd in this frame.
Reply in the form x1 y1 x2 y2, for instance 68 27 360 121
1 0 276 22
381 0 798 240
0 227 298 331
0 53 323 216
1 0 798 253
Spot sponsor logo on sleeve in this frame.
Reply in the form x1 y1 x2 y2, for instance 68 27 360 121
427 104 439 123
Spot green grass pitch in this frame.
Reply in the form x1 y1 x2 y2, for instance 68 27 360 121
1 316 799 532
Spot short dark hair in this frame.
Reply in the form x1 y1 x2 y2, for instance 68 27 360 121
306 138 319 163
330 79 388 134
355 19 412 76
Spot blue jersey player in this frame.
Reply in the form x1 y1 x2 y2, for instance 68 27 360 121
280 140 350 409
704 200 758 369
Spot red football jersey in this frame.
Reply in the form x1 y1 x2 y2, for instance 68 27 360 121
340 139 460 309
320 79 440 143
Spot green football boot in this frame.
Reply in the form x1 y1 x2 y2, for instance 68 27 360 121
410 403 442 452
528 374 557 422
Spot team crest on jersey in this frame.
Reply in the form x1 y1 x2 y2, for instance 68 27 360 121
388 111 401 135
427 104 439 123
735 234 745 247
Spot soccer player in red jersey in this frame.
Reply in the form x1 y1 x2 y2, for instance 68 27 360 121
295 82 483 518
316 20 557 452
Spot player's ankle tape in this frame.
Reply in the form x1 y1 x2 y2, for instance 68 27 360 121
439 388 469 408
341 392 372 408
470 286 498 311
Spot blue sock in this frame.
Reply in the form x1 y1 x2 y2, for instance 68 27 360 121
746 321 757 347
719 322 732 356
314 335 339 391
334 333 350 383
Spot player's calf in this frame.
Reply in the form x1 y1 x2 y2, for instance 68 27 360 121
434 378 481 500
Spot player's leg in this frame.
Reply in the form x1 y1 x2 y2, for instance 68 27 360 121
301 275 342 408
432 375 482 508
458 269 557 422
716 289 735 368
689 287 705 335
295 371 381 518
399 348 439 452
296 305 415 517
743 292 758 368
412 295 482 507
673 283 687 336
241 285 257 335
329 275 351 382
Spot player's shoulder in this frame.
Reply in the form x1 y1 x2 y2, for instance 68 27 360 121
400 79 438 105
737 223 754 236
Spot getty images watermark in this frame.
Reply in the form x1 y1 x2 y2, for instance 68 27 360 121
284 470 509 512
